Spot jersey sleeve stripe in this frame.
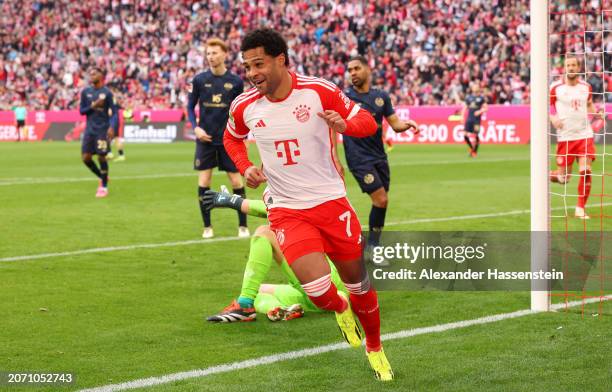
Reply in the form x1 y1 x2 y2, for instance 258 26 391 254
297 76 336 90
234 92 261 112
297 81 335 92
230 89 259 112
230 92 258 112
296 74 336 88
346 104 361 120
296 74 335 86
226 123 247 139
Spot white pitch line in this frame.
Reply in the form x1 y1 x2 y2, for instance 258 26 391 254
381 209 529 227
382 201 612 228
0 172 209 186
4 202 612 263
0 157 527 186
0 236 244 262
78 295 611 392
392 157 527 167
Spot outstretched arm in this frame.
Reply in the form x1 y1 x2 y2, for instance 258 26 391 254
386 114 418 133
202 189 268 218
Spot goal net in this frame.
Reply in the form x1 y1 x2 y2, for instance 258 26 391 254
533 0 611 313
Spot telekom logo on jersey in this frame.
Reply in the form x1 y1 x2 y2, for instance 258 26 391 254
274 139 301 165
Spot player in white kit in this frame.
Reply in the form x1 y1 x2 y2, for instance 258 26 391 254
223 28 393 381
550 56 603 219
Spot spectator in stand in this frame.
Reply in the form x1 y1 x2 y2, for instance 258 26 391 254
0 0 541 110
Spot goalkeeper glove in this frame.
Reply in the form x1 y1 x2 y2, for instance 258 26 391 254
202 189 244 212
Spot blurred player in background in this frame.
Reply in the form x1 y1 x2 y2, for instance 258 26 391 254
343 56 418 252
461 82 488 157
187 38 248 239
203 188 348 322
106 89 126 162
12 100 27 141
549 56 602 219
223 28 392 381
79 67 118 198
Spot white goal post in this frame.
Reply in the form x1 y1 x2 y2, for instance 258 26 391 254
530 0 551 311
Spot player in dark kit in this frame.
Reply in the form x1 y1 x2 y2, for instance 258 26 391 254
461 82 488 158
343 56 418 250
188 38 248 239
106 88 126 162
79 67 118 198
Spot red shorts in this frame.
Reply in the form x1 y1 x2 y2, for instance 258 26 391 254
268 197 363 264
556 138 596 168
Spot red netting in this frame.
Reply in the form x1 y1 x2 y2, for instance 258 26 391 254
548 0 611 315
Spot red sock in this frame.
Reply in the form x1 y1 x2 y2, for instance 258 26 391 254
303 276 347 313
350 289 381 352
577 169 592 208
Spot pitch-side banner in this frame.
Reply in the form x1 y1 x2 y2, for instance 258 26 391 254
385 105 530 144
0 110 185 142
1 106 610 143
387 104 612 144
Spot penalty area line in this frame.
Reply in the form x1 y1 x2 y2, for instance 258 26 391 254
78 295 611 392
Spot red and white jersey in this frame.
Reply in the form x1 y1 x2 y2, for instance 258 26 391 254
550 79 593 141
226 72 361 209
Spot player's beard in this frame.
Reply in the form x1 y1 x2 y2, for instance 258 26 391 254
352 77 364 88
566 73 578 81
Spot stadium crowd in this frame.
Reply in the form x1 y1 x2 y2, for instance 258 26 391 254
1 0 536 111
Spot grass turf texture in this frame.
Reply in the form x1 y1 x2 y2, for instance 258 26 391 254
0 142 609 391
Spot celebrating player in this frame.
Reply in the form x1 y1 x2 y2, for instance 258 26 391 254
187 38 249 239
343 56 418 251
550 56 602 219
223 28 393 381
203 189 348 322
79 67 118 198
461 82 488 157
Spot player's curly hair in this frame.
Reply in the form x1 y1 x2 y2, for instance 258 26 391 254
241 28 289 66
349 55 369 67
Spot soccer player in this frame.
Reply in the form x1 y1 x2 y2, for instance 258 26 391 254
187 38 248 239
461 82 488 157
203 189 348 322
550 56 602 219
79 67 118 198
106 89 126 162
344 56 418 251
223 28 393 381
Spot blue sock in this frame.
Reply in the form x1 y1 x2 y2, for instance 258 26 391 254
198 186 211 227
99 160 109 187
368 205 387 246
237 296 254 309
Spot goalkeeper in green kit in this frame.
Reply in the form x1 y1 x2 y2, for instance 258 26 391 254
203 188 347 322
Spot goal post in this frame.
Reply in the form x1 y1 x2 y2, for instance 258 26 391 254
530 0 551 311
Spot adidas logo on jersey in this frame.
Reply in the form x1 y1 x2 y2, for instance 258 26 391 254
255 119 266 128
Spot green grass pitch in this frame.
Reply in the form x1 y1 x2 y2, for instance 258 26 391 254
0 142 610 391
